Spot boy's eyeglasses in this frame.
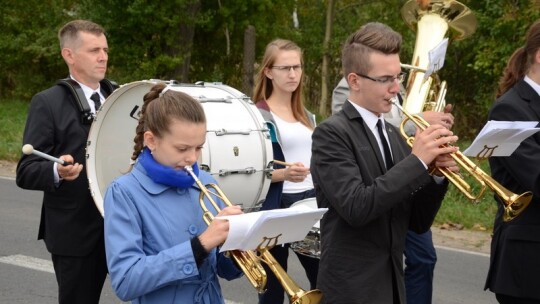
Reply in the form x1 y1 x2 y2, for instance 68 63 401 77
355 72 406 85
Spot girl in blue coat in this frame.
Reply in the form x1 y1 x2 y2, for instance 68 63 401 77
104 83 243 304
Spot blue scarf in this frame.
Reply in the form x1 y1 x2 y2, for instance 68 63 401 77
138 147 199 189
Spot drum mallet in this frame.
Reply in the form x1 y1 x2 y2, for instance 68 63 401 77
22 144 73 166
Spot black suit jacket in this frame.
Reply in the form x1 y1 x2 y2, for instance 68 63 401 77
16 82 113 256
311 100 448 303
485 79 540 299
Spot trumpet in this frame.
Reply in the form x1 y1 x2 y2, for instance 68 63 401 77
185 165 322 303
391 99 532 222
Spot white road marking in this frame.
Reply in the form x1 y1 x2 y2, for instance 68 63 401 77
0 254 54 273
0 254 245 303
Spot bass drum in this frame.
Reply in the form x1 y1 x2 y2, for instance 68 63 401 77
86 80 273 216
289 198 321 259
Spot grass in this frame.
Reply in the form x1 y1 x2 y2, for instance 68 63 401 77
0 98 28 161
434 158 497 232
0 97 496 232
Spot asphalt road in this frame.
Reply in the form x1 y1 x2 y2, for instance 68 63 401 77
0 176 496 303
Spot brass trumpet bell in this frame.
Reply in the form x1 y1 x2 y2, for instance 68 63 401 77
393 101 532 222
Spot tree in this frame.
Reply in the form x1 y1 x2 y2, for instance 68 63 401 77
0 0 77 98
318 0 336 117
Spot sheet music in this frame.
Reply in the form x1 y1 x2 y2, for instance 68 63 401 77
425 38 449 80
463 120 540 157
216 205 327 252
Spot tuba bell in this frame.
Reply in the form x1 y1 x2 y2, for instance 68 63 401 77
400 0 477 113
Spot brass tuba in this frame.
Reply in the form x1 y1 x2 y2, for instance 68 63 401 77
185 165 323 304
400 0 477 113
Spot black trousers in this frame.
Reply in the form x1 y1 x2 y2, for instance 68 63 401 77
51 235 108 304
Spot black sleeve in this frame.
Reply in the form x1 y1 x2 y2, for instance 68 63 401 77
191 236 210 267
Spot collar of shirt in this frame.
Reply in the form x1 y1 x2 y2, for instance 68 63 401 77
524 75 540 97
132 162 174 195
69 75 103 103
346 99 385 134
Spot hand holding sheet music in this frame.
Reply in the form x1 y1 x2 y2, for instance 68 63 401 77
463 121 540 158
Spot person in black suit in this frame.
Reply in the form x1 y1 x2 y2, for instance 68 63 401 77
332 78 454 304
484 19 540 304
311 22 458 303
16 20 114 304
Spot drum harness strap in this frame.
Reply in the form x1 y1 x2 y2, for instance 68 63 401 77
56 78 119 124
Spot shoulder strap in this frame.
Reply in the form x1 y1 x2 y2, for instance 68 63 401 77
99 78 119 96
56 78 119 124
56 78 93 124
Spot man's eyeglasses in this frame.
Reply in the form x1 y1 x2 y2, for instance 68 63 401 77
271 65 303 72
355 72 407 85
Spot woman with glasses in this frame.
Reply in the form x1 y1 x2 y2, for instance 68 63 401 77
252 39 318 304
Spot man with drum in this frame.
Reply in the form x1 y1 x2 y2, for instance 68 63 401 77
16 20 116 304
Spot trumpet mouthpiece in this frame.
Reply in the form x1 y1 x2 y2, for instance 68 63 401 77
22 144 34 155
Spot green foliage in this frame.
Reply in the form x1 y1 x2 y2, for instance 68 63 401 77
446 0 540 139
0 0 78 99
0 99 28 161
191 0 297 88
1 0 539 143
297 0 413 114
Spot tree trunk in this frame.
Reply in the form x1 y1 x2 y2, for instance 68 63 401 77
319 0 336 117
243 25 256 97
172 1 201 82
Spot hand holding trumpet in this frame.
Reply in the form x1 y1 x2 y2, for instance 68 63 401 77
411 124 459 168
198 205 243 251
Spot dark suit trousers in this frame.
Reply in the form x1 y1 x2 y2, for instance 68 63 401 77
51 234 107 304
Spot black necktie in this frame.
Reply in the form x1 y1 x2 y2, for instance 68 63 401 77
90 92 101 112
376 119 394 170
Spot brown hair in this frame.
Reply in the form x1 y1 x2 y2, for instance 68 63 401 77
58 20 106 49
131 83 206 163
496 20 540 98
341 22 402 77
252 39 313 129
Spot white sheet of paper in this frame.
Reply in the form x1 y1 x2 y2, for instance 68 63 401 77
425 38 449 80
217 207 327 252
463 120 540 157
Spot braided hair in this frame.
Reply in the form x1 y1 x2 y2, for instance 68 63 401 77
130 83 206 166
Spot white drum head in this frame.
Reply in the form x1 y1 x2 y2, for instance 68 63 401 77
87 81 273 216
